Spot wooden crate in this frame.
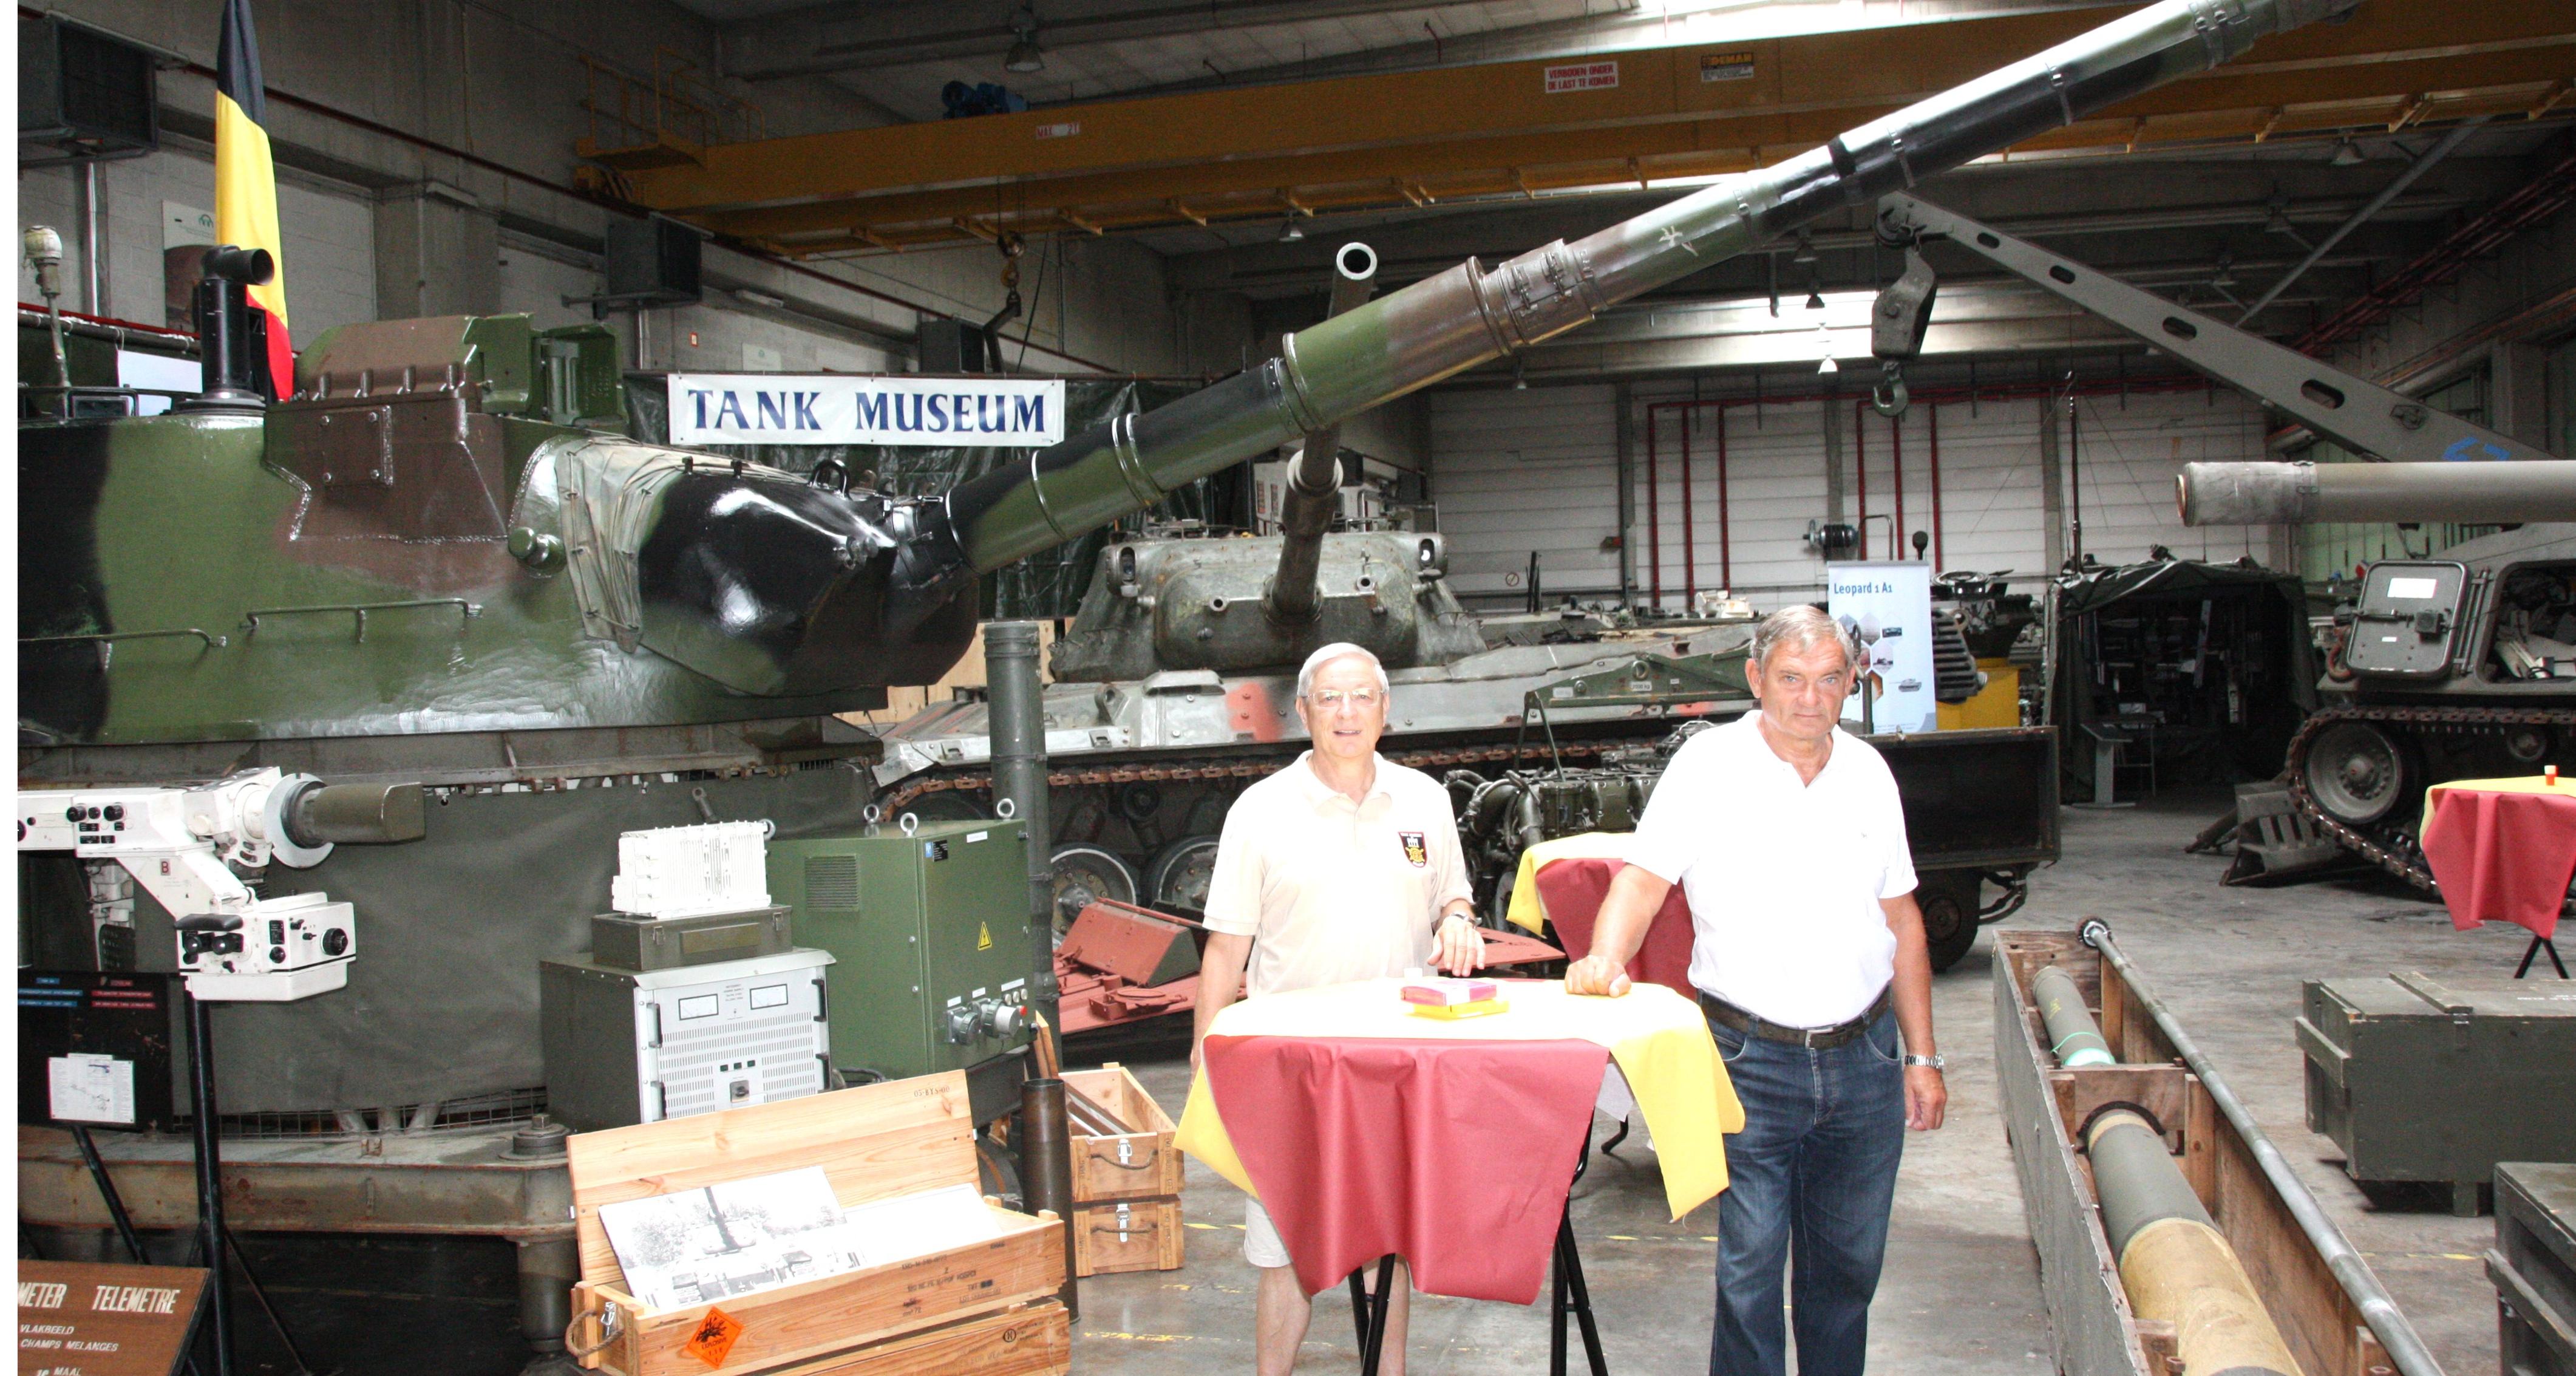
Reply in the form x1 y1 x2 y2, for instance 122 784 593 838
1062 1063 1181 1202
1994 932 2399 1376
749 1303 1069 1376
1072 1197 1186 1277
566 1071 1067 1376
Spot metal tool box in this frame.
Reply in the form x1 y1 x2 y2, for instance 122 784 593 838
586 907 794 973
2297 972 2576 1214
540 948 833 1132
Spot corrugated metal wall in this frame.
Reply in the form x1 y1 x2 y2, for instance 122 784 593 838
1429 381 2276 607
1427 384 1623 601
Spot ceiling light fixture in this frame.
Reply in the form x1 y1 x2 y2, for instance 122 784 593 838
1513 359 1529 390
1804 283 1825 311
1814 322 1838 374
2330 136 2365 167
1792 232 1818 264
1004 5 1044 73
1277 216 1304 244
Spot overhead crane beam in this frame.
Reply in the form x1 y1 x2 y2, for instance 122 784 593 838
593 1 2576 254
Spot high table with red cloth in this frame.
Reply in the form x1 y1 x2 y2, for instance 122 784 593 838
2419 775 2576 943
1175 977 1737 1304
1503 833 1698 998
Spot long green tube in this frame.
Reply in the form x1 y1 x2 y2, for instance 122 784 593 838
944 0 2356 571
2033 965 2117 1068
2085 1109 2303 1376
2039 958 2303 1374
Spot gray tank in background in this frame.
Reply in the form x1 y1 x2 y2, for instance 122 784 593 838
2180 462 2576 888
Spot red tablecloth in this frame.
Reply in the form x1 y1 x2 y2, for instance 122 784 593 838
1200 1033 1605 1303
1531 856 1698 999
2422 782 2576 940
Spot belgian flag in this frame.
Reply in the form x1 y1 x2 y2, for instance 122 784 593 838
214 0 291 396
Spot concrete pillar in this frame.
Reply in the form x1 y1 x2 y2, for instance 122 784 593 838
375 182 499 320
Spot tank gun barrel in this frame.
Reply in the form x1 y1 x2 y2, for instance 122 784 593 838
1269 242 1380 625
943 0 2353 573
2180 460 2576 526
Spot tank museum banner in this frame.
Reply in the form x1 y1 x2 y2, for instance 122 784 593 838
668 373 1067 447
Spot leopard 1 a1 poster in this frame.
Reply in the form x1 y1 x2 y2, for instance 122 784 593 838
1827 562 1937 734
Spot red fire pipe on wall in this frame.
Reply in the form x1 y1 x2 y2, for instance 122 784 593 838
1928 403 1945 568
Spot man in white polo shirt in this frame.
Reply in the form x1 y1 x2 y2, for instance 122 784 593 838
1566 604 1945 1376
1194 641 1484 1376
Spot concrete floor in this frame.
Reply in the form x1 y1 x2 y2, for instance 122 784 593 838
1072 786 2524 1374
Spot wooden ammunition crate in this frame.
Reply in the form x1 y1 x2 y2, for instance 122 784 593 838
566 1071 1068 1376
1061 1063 1183 1278
1996 932 2402 1376
1062 1063 1182 1202
1072 1196 1188 1277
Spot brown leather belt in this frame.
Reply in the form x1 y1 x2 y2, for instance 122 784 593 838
1698 987 1892 1051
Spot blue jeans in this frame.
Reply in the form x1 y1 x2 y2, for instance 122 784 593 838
1708 1007 1907 1376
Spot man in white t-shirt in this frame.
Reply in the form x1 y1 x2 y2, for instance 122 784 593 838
1566 605 1946 1376
1194 642 1484 1376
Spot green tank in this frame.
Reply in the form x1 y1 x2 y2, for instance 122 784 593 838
21 0 2348 1114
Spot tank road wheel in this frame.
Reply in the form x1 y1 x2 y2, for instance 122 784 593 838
1916 871 1983 973
1048 843 1137 942
2303 721 2410 828
1144 836 1223 913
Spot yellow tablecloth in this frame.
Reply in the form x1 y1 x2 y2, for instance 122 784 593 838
1503 832 1636 935
2423 774 2573 833
1176 976 1741 1222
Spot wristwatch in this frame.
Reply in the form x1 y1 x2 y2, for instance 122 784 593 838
1903 1053 1946 1071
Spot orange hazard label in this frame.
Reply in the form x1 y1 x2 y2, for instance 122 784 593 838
682 1307 746 1367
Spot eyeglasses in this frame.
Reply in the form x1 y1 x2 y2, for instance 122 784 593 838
1306 688 1384 710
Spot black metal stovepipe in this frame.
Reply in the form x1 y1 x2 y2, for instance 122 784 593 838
1019 1076 1079 1320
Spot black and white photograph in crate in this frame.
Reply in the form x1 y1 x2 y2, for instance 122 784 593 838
599 1165 868 1310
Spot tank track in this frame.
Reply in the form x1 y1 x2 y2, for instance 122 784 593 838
2283 703 2576 892
871 740 1619 816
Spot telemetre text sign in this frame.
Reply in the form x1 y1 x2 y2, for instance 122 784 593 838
668 374 1067 447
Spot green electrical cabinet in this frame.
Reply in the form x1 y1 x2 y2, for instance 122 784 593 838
767 819 1037 1104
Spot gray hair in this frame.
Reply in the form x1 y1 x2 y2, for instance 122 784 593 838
1296 642 1391 700
1749 605 1855 674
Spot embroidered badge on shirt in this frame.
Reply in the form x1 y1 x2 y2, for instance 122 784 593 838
1399 831 1429 867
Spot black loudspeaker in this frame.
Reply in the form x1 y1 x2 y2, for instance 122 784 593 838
604 217 702 306
916 316 987 373
19 15 160 158
19 970 189 1133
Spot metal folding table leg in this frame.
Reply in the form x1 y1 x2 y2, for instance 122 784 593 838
1549 1133 1609 1376
1355 1255 1398 1376
2513 934 2570 979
